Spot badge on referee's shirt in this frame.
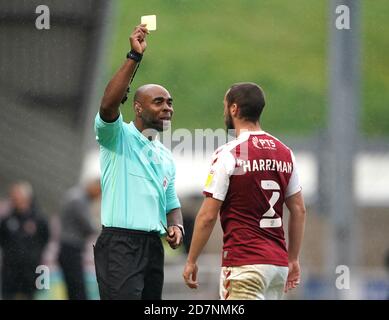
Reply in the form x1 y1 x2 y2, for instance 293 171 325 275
163 177 168 190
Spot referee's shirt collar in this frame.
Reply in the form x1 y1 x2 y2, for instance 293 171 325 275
129 121 159 144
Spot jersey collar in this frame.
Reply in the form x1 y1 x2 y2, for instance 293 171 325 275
129 121 160 145
238 130 266 139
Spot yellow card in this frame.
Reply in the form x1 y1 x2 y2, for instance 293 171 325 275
141 15 157 31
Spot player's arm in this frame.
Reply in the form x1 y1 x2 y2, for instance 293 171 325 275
285 191 306 292
183 197 222 289
99 24 149 122
166 207 184 249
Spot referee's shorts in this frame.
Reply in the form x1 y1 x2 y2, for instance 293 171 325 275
93 226 164 300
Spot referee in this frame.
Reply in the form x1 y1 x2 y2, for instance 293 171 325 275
93 24 184 300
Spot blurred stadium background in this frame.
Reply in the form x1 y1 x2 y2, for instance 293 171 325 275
0 0 388 299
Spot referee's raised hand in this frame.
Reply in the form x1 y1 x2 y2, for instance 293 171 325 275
99 24 150 122
130 24 149 54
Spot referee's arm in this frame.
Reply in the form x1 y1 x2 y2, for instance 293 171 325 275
166 208 184 249
100 24 149 122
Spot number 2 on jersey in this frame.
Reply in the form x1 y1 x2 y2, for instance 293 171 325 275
260 180 282 228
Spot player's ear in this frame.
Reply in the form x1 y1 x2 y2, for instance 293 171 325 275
230 103 238 117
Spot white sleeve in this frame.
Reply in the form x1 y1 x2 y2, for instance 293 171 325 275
203 149 236 201
285 151 302 198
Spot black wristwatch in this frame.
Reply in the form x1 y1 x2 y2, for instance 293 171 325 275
126 49 143 62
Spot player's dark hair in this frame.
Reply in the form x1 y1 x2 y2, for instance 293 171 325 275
226 82 266 123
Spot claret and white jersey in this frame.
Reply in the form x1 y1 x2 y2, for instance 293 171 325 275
203 131 301 267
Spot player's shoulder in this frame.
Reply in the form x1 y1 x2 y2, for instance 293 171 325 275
213 134 250 157
262 131 294 153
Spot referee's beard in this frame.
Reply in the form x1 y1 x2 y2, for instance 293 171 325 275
141 116 169 133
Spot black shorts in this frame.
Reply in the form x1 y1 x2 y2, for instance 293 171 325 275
93 226 164 300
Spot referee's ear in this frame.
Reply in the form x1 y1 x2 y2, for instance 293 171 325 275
134 101 142 115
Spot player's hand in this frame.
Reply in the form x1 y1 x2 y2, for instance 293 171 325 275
284 260 301 293
166 226 183 250
129 24 149 54
183 262 199 289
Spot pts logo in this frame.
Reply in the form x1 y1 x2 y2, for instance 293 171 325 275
252 137 276 150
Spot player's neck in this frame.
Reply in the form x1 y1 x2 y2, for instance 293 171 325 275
235 121 262 137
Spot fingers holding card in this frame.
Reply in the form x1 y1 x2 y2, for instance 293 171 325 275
141 15 157 31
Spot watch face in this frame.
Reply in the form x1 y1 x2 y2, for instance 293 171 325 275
127 51 142 62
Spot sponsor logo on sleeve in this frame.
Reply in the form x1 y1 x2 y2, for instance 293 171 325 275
204 170 214 188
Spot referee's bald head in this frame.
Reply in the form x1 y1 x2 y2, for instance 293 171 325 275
133 84 170 104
